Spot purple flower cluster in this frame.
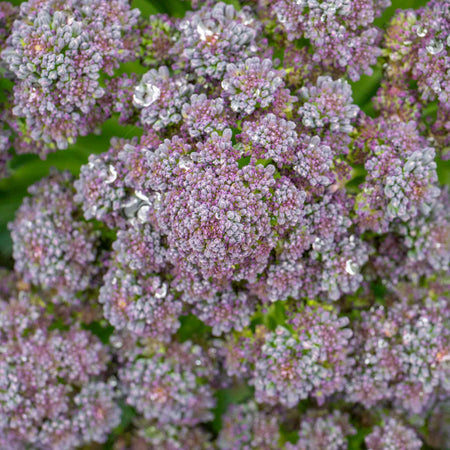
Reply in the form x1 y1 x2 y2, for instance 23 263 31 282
286 410 355 450
355 117 440 233
99 266 181 340
192 288 255 336
136 422 212 449
140 14 178 68
298 76 358 134
1 0 139 152
156 140 275 285
181 94 230 138
0 2 16 176
0 1 15 63
171 2 263 79
384 1 450 108
217 401 282 449
346 296 450 414
1 0 449 447
134 66 194 130
365 416 422 450
0 291 119 448
119 338 216 430
9 170 99 296
368 188 450 286
241 113 299 165
252 0 387 80
224 304 353 407
222 57 284 115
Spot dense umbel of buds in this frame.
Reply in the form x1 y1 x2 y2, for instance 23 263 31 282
286 410 356 450
9 170 99 295
119 339 216 425
346 297 450 414
0 291 119 448
217 401 282 449
2 0 139 152
224 305 354 407
365 416 423 450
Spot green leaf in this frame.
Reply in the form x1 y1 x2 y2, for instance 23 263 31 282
437 159 450 186
348 426 372 450
131 0 163 16
81 320 115 345
349 66 382 110
176 313 211 342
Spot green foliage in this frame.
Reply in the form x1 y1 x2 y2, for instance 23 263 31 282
348 425 372 450
176 313 212 342
81 320 115 345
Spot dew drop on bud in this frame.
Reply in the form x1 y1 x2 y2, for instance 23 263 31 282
155 283 168 299
110 336 123 348
135 191 151 204
196 21 213 41
178 156 192 170
137 205 150 224
133 84 161 107
414 25 427 38
345 259 358 276
403 159 416 173
143 83 161 106
105 165 117 184
426 39 444 55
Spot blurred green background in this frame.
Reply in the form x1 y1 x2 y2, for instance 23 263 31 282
0 0 447 268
